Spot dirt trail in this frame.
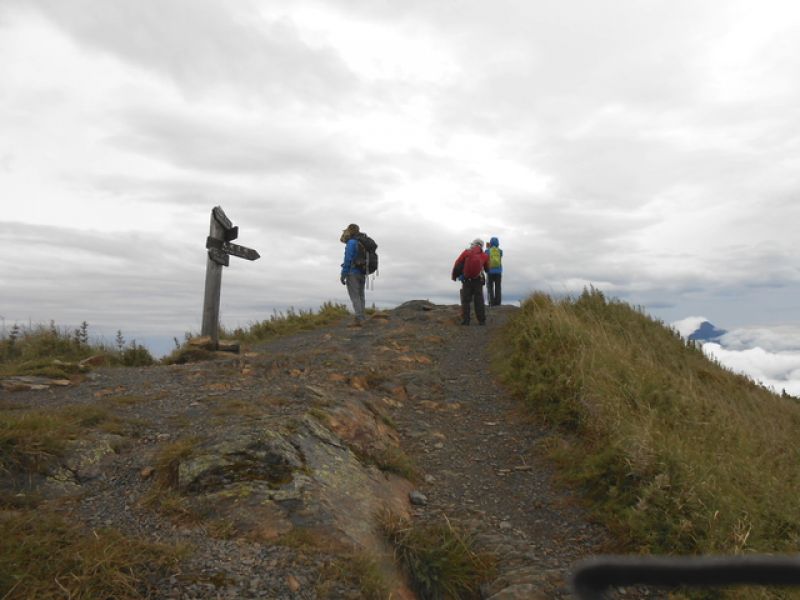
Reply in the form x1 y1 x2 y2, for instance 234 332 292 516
2 301 615 599
376 303 612 598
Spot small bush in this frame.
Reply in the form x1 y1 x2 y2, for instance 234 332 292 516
119 342 155 367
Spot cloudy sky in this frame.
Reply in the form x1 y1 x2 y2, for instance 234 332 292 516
1 1 799 388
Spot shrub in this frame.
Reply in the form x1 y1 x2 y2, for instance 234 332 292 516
119 341 155 367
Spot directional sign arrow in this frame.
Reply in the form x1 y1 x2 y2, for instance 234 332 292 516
222 242 260 261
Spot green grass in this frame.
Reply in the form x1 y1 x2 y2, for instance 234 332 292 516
160 302 350 364
0 321 154 377
380 512 495 600
496 288 800 562
0 406 122 474
0 509 181 599
229 302 350 343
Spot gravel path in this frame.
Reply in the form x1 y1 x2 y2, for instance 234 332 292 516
378 304 613 598
2 300 641 599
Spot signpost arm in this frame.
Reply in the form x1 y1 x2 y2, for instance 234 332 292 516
201 210 226 348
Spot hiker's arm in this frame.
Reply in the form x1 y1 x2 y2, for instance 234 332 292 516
451 251 466 280
342 238 358 276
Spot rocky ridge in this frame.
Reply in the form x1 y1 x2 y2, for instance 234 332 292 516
1 301 614 599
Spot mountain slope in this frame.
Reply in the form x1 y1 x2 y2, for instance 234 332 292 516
0 301 606 599
497 288 800 569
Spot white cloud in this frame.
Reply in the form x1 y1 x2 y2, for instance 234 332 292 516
1 0 800 354
719 326 800 353
666 321 800 398
703 342 800 397
671 316 709 339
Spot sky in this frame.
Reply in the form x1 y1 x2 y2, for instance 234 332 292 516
1 1 799 390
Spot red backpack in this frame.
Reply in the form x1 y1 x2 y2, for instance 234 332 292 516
462 247 485 279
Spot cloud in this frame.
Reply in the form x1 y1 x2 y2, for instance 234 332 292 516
671 316 709 339
0 221 202 334
11 0 356 105
110 106 358 178
2 0 800 357
719 325 800 353
666 321 800 398
703 342 800 397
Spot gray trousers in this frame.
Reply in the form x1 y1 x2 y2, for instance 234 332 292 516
346 273 366 320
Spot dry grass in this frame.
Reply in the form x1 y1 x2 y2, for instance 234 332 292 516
317 551 392 599
380 511 495 600
139 436 204 522
231 301 350 343
0 322 154 375
209 397 268 418
0 405 124 474
496 288 800 563
0 509 182 599
369 445 420 482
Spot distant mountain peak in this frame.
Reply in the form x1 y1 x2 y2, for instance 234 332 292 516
688 320 727 342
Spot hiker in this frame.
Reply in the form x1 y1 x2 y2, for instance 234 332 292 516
485 237 503 306
340 223 379 326
451 238 489 325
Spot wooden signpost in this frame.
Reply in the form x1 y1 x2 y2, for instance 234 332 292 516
201 206 260 348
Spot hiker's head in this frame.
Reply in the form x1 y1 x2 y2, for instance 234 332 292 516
490 237 499 247
471 238 484 249
340 224 360 243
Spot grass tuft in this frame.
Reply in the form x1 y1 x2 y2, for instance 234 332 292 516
380 512 495 600
318 551 392 599
370 445 420 481
0 406 121 474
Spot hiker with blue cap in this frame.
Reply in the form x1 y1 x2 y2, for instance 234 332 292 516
485 237 503 306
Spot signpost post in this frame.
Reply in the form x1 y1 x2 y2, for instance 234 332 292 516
201 206 260 349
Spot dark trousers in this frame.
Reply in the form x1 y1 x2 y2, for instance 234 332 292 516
487 273 502 306
460 278 486 324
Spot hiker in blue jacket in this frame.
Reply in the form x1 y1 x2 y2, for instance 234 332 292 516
485 237 503 306
340 223 366 326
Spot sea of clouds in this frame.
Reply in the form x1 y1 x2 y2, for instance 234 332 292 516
672 317 800 397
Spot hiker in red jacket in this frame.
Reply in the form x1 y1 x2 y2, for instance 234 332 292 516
451 239 490 326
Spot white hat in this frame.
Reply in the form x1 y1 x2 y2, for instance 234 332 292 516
471 238 484 247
